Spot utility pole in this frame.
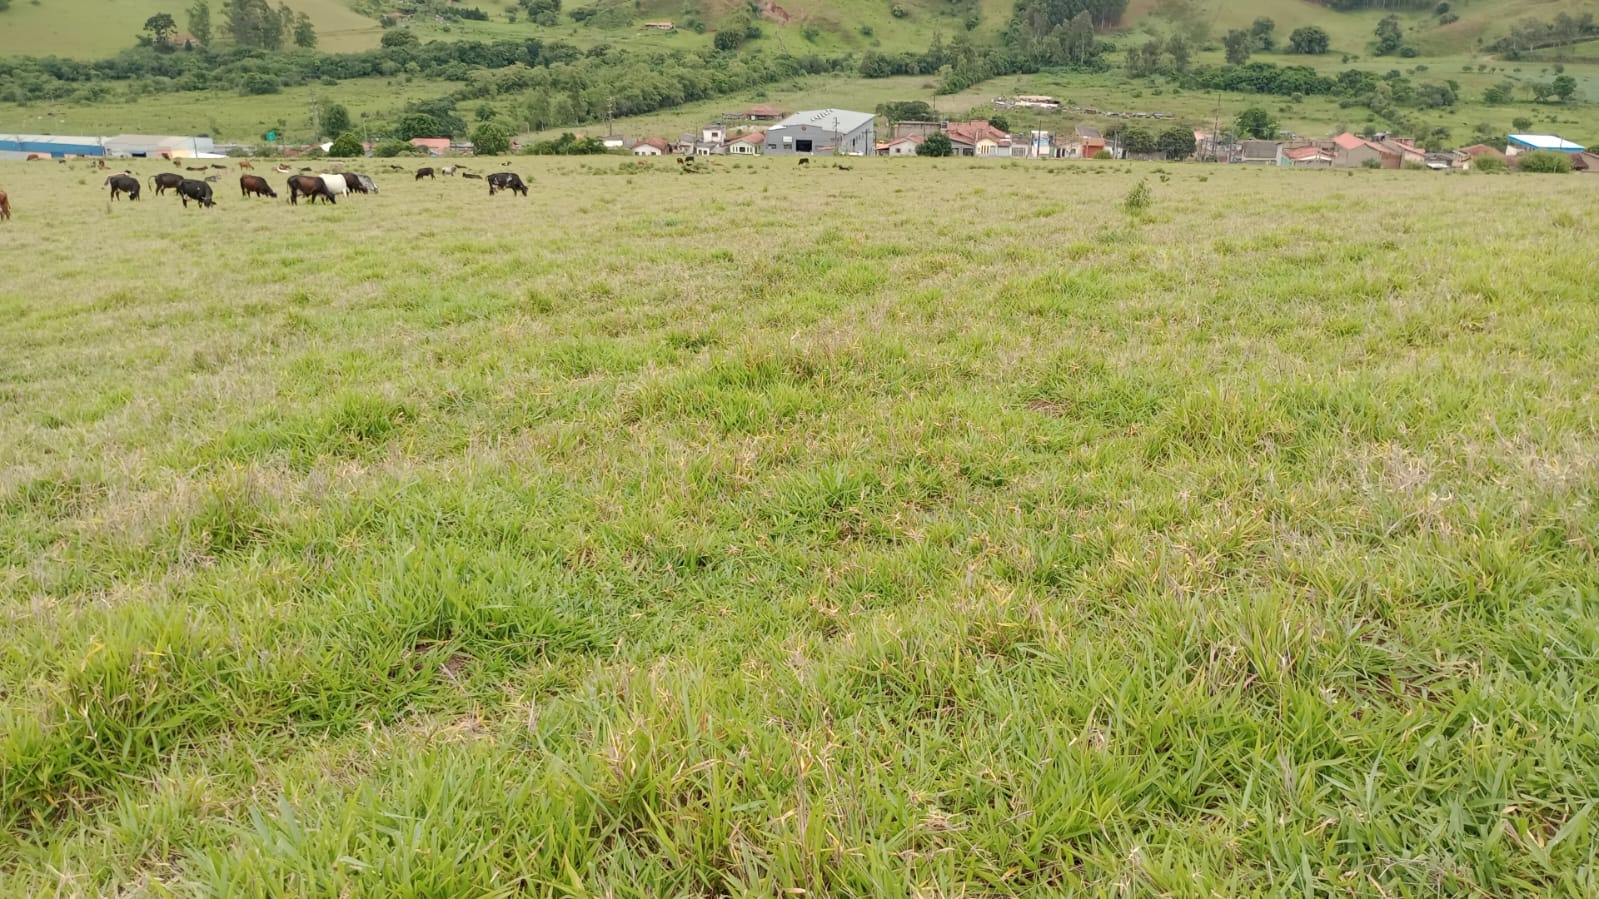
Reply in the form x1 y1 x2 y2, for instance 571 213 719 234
1211 92 1222 163
607 97 614 137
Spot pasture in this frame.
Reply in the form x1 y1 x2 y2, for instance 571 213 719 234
2 157 1598 896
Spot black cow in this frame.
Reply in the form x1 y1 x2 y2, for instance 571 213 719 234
462 172 484 180
287 174 336 205
104 174 140 201
486 172 528 196
415 167 435 180
177 179 215 208
240 174 278 198
150 171 184 195
338 172 373 194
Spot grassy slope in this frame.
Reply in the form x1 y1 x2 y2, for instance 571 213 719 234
2 157 1599 895
0 0 382 58
0 77 457 144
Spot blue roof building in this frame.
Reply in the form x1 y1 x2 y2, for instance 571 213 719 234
1507 133 1585 155
0 134 106 158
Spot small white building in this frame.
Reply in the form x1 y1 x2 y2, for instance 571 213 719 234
631 137 669 156
726 132 763 155
701 122 725 144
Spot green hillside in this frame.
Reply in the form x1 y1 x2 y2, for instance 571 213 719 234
0 0 382 57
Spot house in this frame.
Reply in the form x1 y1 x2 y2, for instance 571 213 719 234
1506 133 1584 156
1459 144 1507 170
1572 151 1599 173
673 134 699 154
765 108 875 156
1374 137 1426 167
601 135 627 150
892 120 944 140
945 121 1013 157
643 21 674 30
1331 132 1396 169
1053 125 1104 159
165 32 201 49
408 137 452 156
1022 130 1053 159
1238 140 1282 165
744 105 784 121
701 122 725 144
1279 144 1334 167
876 134 923 156
631 137 670 156
726 131 764 155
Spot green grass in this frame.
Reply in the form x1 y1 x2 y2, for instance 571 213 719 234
0 0 381 58
3 157 1599 895
0 76 458 145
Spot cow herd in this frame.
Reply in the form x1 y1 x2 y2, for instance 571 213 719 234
0 163 532 222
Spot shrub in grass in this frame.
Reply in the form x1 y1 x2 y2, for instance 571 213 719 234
1518 150 1572 173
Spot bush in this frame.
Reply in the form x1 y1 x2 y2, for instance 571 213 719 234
239 73 281 95
1512 116 1533 130
1473 154 1507 173
1518 150 1572 173
471 121 512 155
713 29 742 51
917 132 954 156
1361 158 1382 169
1123 178 1152 215
381 29 419 49
328 132 365 157
890 4 907 17
374 139 428 157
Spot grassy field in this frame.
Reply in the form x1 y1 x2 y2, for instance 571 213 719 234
0 0 381 58
0 77 458 145
3 156 1599 896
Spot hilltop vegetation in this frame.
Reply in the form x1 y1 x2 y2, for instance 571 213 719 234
3 158 1599 895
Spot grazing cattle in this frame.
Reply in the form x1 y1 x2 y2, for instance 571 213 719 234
273 164 294 174
0 191 10 221
186 165 207 171
286 174 336 205
239 161 255 170
204 174 221 183
319 174 350 201
210 163 228 170
150 171 184 195
26 154 42 161
104 174 141 201
797 158 810 166
462 172 484 180
240 174 278 198
177 179 215 208
415 166 435 180
338 172 364 194
356 174 378 194
486 172 528 196
441 165 457 176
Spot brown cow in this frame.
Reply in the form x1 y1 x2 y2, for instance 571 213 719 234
240 174 278 198
286 174 336 205
0 191 10 221
239 161 255 170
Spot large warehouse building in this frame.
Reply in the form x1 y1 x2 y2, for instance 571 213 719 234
0 134 107 159
0 133 220 159
763 109 876 157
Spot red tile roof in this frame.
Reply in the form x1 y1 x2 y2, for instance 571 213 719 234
1283 146 1330 160
1461 143 1506 160
727 130 765 145
1332 132 1365 150
635 137 670 151
944 121 1012 146
745 105 783 117
409 137 451 152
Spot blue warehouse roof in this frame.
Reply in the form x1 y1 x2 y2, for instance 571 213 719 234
0 134 106 156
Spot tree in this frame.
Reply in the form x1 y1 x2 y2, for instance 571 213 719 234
1250 17 1275 51
187 0 212 44
319 103 350 138
293 11 316 48
877 100 936 122
381 28 419 49
328 132 364 156
1552 74 1577 101
1483 81 1514 104
1512 115 1533 130
1287 25 1328 54
1224 29 1251 65
1156 126 1196 160
1518 150 1572 172
1235 106 1276 139
471 121 512 155
1166 34 1191 70
1374 16 1403 55
520 0 560 25
143 12 179 46
1531 82 1555 102
397 112 442 139
988 114 1010 132
713 29 742 51
917 132 953 156
223 0 284 49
